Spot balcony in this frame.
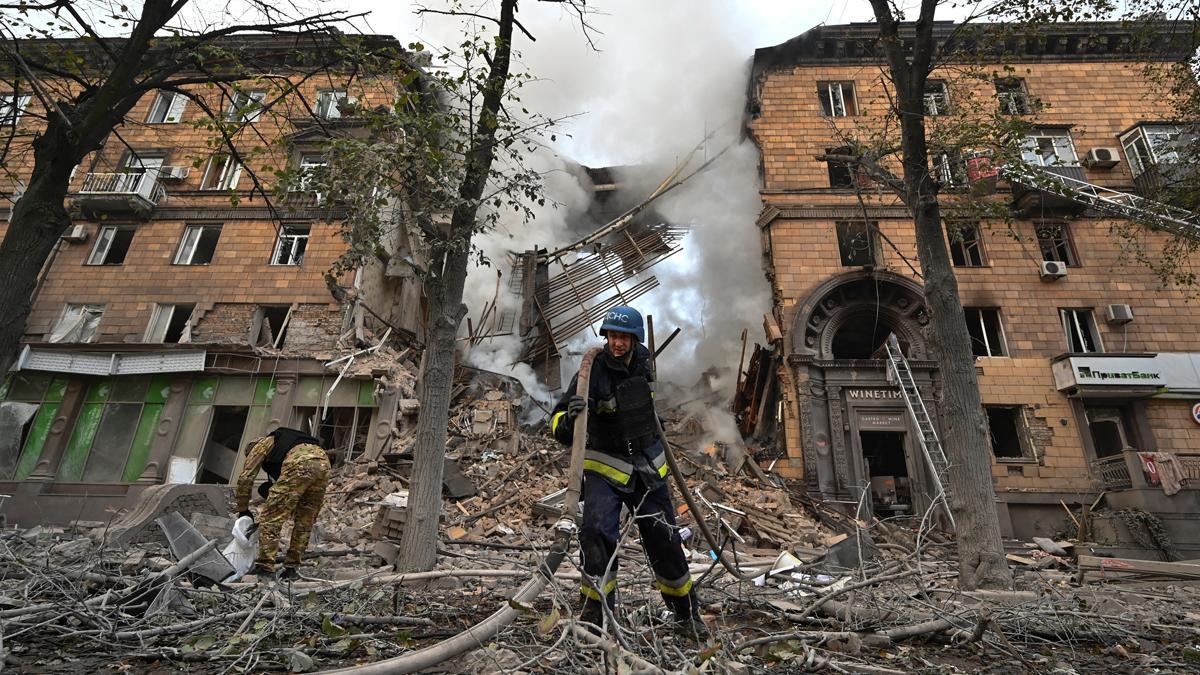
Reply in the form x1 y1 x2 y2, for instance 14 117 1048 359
72 172 166 219
1091 453 1133 490
1008 165 1089 216
1132 162 1193 205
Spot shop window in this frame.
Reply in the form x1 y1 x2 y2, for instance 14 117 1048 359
296 406 373 465
56 377 169 483
836 220 880 267
1061 308 1103 353
0 374 68 480
48 304 103 343
964 308 1007 357
818 81 858 117
947 221 985 266
86 226 136 265
145 91 187 124
145 304 195 343
1084 405 1139 458
1035 222 1077 266
986 406 1034 460
174 225 222 264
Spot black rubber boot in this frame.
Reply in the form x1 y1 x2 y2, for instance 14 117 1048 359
579 591 616 632
279 567 300 581
671 590 710 642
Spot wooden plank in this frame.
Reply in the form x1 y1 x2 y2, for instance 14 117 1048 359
1077 555 1200 583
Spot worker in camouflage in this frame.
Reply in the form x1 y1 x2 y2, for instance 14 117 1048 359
235 427 331 580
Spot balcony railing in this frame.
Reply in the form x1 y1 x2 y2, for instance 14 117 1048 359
73 171 166 218
1176 453 1200 482
1091 453 1133 490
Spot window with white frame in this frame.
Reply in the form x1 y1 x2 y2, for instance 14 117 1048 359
1020 128 1079 167
315 90 354 119
995 78 1031 114
1035 221 1077 265
174 225 222 265
924 80 949 116
932 151 967 187
0 94 31 125
272 224 310 265
144 303 195 343
818 81 857 117
48 304 103 343
296 153 328 192
86 226 136 265
946 221 985 267
145 91 188 124
225 90 266 122
1061 308 1103 353
200 154 242 190
1120 125 1183 177
964 308 1007 357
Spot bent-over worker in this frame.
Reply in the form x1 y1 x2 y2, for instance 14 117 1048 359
235 427 331 580
550 305 708 640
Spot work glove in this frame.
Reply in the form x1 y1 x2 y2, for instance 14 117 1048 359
566 395 587 419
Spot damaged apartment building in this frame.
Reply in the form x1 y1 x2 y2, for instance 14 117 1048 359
748 20 1200 555
0 35 423 525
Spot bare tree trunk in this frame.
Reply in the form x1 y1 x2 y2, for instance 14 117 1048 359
395 0 518 572
868 0 1012 590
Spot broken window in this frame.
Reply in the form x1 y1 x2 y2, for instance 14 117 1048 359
48 304 103 343
835 220 880 267
174 225 222 265
1061 308 1103 353
1020 128 1079 168
827 146 858 188
86 226 136 265
296 406 372 465
295 153 328 192
272 225 309 265
225 89 266 122
931 151 967 188
924 80 949 116
255 305 292 348
964 308 1007 357
145 91 188 124
200 154 242 190
1120 125 1183 177
986 406 1032 459
1084 405 1138 458
946 221 985 266
1 374 68 480
0 94 31 125
0 402 39 479
145 304 195 343
995 77 1031 114
57 377 166 483
818 81 857 117
315 90 353 119
1035 221 1077 265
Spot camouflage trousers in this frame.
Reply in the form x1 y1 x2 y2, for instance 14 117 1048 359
256 449 331 571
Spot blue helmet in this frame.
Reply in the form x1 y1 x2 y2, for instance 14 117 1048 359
599 305 645 343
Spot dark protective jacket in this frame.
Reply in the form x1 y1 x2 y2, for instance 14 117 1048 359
263 427 323 481
550 343 668 489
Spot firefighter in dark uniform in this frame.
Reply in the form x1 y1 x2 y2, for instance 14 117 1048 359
550 305 708 639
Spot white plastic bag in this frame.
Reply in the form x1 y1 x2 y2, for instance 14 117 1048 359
222 515 259 582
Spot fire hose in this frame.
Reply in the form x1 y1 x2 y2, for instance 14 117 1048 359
323 347 757 673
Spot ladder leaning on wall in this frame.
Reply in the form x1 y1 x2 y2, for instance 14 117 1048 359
884 334 956 529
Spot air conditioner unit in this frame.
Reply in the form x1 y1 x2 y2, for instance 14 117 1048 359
61 224 88 243
159 166 190 180
1039 260 1068 280
1106 303 1135 324
1084 147 1121 169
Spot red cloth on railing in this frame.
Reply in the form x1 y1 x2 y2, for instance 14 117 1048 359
1138 451 1186 496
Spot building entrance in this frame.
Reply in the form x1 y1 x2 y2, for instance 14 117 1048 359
860 430 913 517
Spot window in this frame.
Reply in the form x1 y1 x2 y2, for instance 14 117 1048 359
986 406 1034 460
225 90 266 122
1084 405 1139 458
1120 125 1183 177
931 151 967 188
56 377 170 483
145 91 188 124
826 145 859 188
1020 128 1079 167
835 220 880 267
0 374 69 480
0 94 31 125
1061 308 1103 353
946 221 985 266
254 305 292 348
296 153 328 192
272 225 310 265
200 154 242 191
48 304 103 343
924 80 949 116
87 226 136 265
1035 221 1077 265
174 225 222 265
964 308 1007 357
315 90 353 119
818 81 857 117
145 304 195 343
995 78 1030 114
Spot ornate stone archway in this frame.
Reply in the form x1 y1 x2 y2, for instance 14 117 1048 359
790 271 931 360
